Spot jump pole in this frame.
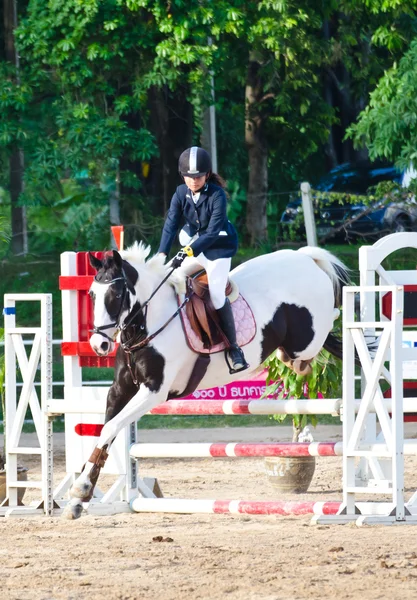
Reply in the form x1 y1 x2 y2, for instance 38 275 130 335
131 498 342 516
130 440 417 459
130 442 344 458
149 397 417 416
130 498 400 516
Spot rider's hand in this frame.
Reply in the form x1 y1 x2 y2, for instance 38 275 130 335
171 250 188 269
171 246 193 269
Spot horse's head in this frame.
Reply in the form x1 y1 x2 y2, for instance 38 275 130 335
88 250 138 356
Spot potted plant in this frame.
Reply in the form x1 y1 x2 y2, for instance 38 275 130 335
0 327 28 503
263 349 342 493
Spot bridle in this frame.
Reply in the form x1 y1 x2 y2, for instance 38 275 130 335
90 266 192 376
90 275 128 343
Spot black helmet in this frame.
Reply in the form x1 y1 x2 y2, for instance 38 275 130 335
178 147 212 178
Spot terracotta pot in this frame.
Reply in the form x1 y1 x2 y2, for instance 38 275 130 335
264 455 316 494
0 467 28 503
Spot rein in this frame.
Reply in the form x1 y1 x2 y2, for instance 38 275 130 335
91 266 192 387
122 293 192 386
121 294 191 353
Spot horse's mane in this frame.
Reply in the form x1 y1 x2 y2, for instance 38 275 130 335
120 241 186 293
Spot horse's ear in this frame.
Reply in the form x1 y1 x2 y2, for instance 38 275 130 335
113 250 123 269
89 252 103 271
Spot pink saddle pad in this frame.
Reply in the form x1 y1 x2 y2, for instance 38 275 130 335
180 294 256 354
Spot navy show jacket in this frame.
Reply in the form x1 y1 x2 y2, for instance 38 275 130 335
158 183 238 260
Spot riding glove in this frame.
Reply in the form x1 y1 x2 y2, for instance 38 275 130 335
171 246 193 269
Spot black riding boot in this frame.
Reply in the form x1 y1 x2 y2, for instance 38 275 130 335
216 299 249 373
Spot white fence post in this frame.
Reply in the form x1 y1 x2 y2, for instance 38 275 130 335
300 182 317 246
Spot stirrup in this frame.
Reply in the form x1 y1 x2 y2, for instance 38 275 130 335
224 345 249 374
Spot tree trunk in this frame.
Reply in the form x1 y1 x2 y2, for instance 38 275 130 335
109 162 121 225
9 151 27 255
292 423 302 443
200 43 218 173
149 86 193 216
200 103 217 173
4 0 27 255
245 52 268 246
323 20 338 170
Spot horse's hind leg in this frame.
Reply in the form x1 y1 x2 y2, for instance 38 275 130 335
277 347 313 376
63 383 169 520
276 347 294 369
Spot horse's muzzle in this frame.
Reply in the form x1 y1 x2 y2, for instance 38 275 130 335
90 333 114 356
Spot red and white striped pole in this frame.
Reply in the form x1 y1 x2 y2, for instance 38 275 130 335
130 442 343 459
150 398 342 416
131 497 342 516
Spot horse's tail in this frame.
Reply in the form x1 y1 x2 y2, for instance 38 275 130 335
323 319 378 367
323 331 343 361
297 246 350 308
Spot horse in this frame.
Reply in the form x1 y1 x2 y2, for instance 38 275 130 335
62 242 349 519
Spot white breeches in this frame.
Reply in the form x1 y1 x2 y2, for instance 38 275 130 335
181 254 231 310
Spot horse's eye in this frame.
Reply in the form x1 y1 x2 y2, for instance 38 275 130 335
116 294 122 299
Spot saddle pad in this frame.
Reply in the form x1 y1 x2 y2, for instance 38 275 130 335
180 294 256 354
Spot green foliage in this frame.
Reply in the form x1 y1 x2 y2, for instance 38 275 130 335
264 348 343 438
0 215 10 250
349 38 417 168
1 0 417 252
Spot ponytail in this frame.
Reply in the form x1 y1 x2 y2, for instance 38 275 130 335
208 172 227 189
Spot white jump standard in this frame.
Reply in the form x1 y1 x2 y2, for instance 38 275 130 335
315 232 417 525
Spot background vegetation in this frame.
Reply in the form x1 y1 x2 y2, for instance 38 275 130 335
2 0 417 257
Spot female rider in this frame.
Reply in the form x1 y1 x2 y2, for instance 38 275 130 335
158 146 249 373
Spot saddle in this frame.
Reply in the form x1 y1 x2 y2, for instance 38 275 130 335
168 269 255 399
182 269 254 353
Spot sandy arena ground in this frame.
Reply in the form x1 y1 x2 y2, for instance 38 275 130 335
2 424 417 600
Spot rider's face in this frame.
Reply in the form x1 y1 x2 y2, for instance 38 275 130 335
184 174 207 192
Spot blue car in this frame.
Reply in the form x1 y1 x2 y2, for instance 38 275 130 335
281 161 417 241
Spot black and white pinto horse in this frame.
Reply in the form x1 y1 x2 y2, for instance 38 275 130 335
63 242 349 519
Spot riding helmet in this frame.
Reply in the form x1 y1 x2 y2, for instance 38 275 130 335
178 147 212 178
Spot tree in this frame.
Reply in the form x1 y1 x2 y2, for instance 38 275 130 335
2 0 28 255
2 0 416 254
214 1 336 244
349 39 417 168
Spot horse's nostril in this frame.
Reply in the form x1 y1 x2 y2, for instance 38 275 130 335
101 341 109 352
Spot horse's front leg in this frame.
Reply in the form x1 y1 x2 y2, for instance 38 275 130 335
62 371 137 518
62 381 169 519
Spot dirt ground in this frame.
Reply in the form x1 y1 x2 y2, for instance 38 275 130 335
2 424 417 600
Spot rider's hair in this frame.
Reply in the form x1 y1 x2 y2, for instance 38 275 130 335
208 172 227 189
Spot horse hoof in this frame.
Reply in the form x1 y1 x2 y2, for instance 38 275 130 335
292 359 312 376
62 499 84 520
70 481 92 500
